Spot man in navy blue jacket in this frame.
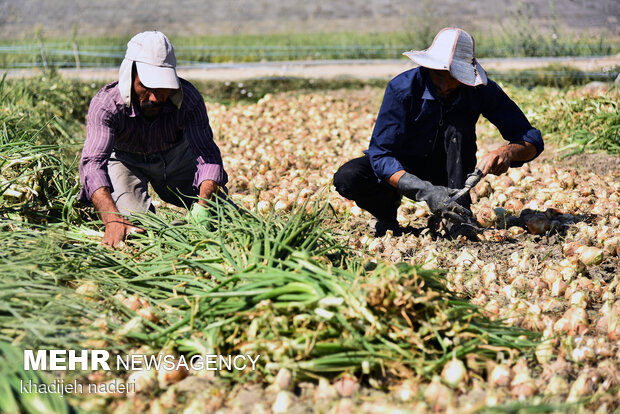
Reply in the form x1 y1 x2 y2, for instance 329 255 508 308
334 28 543 236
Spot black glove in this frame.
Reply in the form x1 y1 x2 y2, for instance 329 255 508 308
396 173 473 224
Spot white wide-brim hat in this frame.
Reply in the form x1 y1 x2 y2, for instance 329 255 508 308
403 27 488 86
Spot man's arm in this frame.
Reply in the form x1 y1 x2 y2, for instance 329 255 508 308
387 170 406 187
479 79 544 174
367 83 410 182
198 179 219 205
182 82 228 192
476 141 537 176
91 187 143 247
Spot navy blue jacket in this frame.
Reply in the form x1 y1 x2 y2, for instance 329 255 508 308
366 67 544 189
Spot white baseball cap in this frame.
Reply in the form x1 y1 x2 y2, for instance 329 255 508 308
403 28 487 86
125 31 180 89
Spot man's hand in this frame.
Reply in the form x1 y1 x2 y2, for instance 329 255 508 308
102 218 142 247
188 202 211 224
477 141 537 176
395 172 473 224
198 180 219 206
92 187 143 248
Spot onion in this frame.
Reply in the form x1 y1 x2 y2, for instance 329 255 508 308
504 198 524 212
525 215 550 235
508 226 525 236
510 360 535 400
473 181 492 198
563 241 585 258
137 306 159 323
273 200 290 212
535 340 554 364
272 391 294 414
558 258 586 280
127 368 157 393
122 294 142 311
539 296 563 313
569 291 588 308
76 281 99 298
313 378 337 401
567 369 598 402
157 360 189 388
545 375 569 395
551 278 568 297
489 363 512 387
395 380 419 402
554 308 588 336
454 250 477 268
256 200 271 214
476 207 497 228
333 374 359 397
603 236 620 256
481 263 497 287
578 246 604 266
441 357 468 387
424 376 451 411
572 346 595 362
508 169 525 184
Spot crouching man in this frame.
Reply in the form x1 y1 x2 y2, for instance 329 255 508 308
334 28 544 236
79 31 228 247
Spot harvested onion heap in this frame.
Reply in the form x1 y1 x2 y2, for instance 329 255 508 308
207 90 618 409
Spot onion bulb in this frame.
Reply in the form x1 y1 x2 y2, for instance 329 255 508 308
441 357 468 387
578 246 604 266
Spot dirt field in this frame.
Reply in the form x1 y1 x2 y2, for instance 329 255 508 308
96 85 620 413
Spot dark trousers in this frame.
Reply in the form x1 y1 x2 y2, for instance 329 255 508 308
333 155 401 221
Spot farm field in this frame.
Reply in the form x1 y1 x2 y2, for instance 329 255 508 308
0 74 619 413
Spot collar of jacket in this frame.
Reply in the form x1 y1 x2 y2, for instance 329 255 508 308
420 67 465 111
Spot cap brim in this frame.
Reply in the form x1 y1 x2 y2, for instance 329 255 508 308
402 51 449 71
135 61 180 89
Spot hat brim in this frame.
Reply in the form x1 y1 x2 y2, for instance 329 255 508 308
403 51 449 71
135 61 180 89
403 51 488 87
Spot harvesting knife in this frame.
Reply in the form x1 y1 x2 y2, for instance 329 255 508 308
445 168 483 206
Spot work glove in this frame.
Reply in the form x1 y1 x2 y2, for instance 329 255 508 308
188 202 212 226
397 173 473 224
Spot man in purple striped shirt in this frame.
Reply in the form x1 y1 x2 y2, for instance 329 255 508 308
79 31 228 247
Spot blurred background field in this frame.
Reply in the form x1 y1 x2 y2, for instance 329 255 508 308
0 0 619 69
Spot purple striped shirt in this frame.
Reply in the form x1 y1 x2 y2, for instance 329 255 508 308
79 78 228 203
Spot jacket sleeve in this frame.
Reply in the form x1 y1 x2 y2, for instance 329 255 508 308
367 83 409 182
480 80 544 167
78 97 115 203
183 94 228 188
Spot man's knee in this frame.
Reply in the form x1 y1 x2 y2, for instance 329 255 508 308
113 190 153 216
333 159 366 199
